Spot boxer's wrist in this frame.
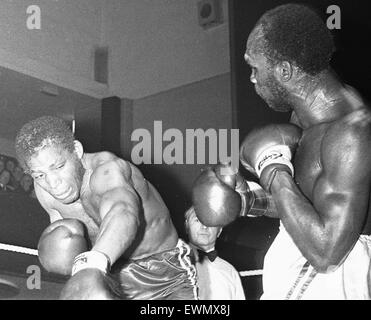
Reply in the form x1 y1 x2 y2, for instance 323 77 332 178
71 250 111 276
255 145 294 177
269 169 292 195
260 163 293 193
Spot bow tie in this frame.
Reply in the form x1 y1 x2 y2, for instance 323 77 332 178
198 249 218 262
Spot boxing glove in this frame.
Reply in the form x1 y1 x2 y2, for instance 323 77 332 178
59 268 124 300
37 219 89 276
240 123 302 192
192 164 271 227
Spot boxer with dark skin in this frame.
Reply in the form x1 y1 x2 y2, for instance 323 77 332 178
15 116 197 300
193 4 371 299
243 4 371 272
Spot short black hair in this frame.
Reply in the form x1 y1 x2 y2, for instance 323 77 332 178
15 116 74 170
250 3 335 75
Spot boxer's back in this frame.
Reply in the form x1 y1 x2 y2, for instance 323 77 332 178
294 107 371 234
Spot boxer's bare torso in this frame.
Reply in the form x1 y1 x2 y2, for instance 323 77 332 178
35 152 178 261
292 88 371 235
269 84 371 270
294 110 371 235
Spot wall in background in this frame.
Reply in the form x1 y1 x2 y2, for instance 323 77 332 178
0 0 102 82
0 138 15 157
128 72 232 236
102 0 230 99
0 1 230 100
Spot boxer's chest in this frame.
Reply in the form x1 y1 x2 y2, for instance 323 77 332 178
293 123 330 200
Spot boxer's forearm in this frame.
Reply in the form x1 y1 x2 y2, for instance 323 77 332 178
92 204 140 265
270 171 346 272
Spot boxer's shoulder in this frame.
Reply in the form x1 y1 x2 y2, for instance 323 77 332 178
85 151 123 168
87 155 134 195
319 109 371 171
325 109 371 146
343 108 371 127
87 153 150 200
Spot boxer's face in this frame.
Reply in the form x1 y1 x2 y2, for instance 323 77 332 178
245 28 291 112
244 51 291 112
27 143 84 204
186 209 221 250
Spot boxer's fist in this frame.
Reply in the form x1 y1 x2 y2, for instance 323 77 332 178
59 269 124 300
240 124 302 192
192 164 242 227
37 219 89 276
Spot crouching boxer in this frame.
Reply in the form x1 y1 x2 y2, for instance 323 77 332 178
15 116 197 300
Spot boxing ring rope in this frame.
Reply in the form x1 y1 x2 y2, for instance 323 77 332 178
0 243 38 256
239 270 263 277
0 243 263 276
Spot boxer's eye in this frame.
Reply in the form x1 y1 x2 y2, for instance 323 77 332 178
56 163 65 170
33 173 44 180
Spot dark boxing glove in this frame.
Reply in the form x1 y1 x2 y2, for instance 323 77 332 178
37 219 89 276
192 164 271 227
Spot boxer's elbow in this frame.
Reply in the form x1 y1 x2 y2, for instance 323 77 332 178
309 244 345 273
107 202 141 231
310 257 340 274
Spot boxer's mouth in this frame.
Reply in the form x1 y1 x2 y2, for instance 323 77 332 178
53 188 71 200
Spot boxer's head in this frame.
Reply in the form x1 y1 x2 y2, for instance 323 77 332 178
245 4 335 111
15 116 85 204
185 207 222 252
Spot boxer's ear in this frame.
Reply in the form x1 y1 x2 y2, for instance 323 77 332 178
73 140 84 159
275 61 293 82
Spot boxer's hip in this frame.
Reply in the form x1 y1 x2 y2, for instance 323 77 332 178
261 223 371 300
112 239 198 300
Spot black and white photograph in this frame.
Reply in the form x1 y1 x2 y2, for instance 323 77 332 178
0 0 369 308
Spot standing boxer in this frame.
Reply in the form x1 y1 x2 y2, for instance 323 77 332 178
193 4 371 299
15 116 197 300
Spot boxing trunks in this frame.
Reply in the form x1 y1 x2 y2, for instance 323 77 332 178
112 239 198 300
261 222 371 300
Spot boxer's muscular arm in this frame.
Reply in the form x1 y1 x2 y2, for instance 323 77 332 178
271 122 371 273
90 159 142 265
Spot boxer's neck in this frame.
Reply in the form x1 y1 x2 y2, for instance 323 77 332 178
288 70 350 129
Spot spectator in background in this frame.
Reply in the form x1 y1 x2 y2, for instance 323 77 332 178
10 165 24 191
0 168 11 191
19 174 36 198
185 206 245 300
5 159 16 175
0 158 5 174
